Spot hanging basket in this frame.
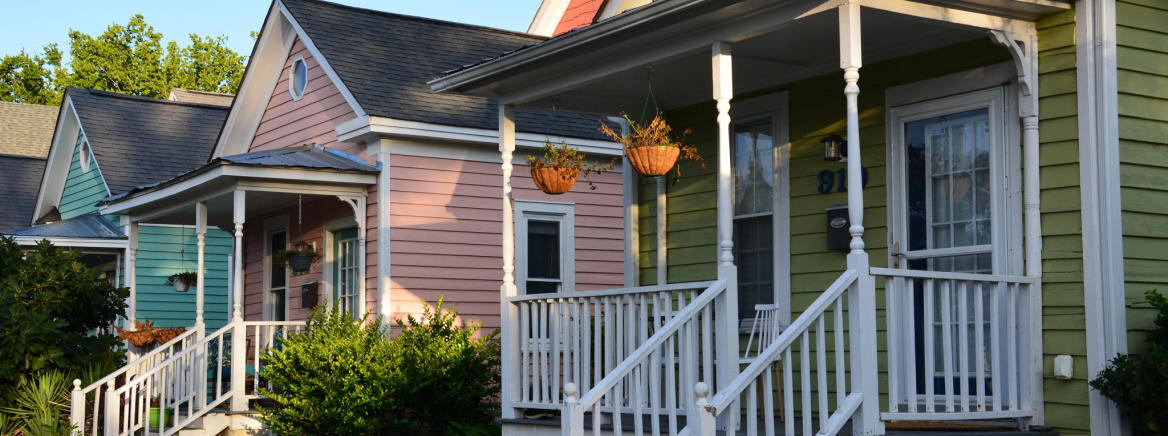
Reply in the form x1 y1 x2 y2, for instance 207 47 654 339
625 145 681 177
531 166 579 195
170 276 189 292
289 254 314 273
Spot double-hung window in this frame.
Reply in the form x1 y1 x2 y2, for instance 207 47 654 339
732 117 776 320
515 201 575 295
264 217 289 322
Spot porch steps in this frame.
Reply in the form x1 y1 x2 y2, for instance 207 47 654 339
145 408 267 436
500 416 1060 436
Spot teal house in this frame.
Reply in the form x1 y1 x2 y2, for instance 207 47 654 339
5 88 235 331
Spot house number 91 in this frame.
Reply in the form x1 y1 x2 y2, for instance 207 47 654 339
817 168 869 194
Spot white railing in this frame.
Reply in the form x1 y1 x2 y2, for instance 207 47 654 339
696 269 862 436
71 320 305 436
70 326 199 436
555 270 737 436
873 267 1039 420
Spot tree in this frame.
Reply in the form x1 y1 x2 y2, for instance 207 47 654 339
0 237 129 404
0 15 247 105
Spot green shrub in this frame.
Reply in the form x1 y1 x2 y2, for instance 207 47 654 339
0 237 128 405
0 371 78 436
258 298 501 436
1090 290 1168 436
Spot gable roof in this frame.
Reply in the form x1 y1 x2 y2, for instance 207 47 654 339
0 101 59 157
67 88 230 196
553 0 607 36
280 0 612 140
168 88 235 107
0 154 48 232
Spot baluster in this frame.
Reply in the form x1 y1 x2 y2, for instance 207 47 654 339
991 282 1002 411
1007 283 1017 410
103 380 115 436
584 298 594 393
702 303 714 387
665 297 678 435
553 299 561 404
216 334 224 399
817 315 829 430
593 402 602 436
941 280 954 412
639 294 650 409
615 296 624 408
521 303 529 403
887 276 900 412
834 298 846 409
676 291 689 410
594 297 603 399
800 331 812 436
539 301 548 403
633 364 644 436
763 358 776 436
649 293 662 436
959 280 969 412
747 379 758 436
613 384 624 436
253 325 261 388
923 279 935 413
906 278 918 412
975 280 986 411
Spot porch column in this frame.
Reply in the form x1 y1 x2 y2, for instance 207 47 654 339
230 189 247 412
232 190 245 323
499 103 520 419
839 4 883 436
711 40 741 433
122 216 138 329
656 177 667 285
196 201 207 338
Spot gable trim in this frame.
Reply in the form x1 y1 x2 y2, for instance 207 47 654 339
33 95 111 223
529 0 573 36
336 115 623 156
277 1 365 118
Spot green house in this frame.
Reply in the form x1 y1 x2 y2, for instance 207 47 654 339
433 0 1168 435
6 88 235 333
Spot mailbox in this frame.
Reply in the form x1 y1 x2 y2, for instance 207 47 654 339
301 281 319 309
826 206 850 251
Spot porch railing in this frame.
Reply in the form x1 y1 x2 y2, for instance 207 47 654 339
70 320 305 436
873 267 1039 420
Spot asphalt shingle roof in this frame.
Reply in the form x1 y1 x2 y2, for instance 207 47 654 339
67 88 229 196
0 154 48 232
168 88 235 107
0 101 59 157
281 0 614 140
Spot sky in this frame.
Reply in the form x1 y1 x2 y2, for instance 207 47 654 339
0 0 544 60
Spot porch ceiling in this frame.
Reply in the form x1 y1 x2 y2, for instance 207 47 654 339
430 0 1066 115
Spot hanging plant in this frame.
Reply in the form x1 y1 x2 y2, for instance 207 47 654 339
601 112 704 182
275 244 323 274
114 319 187 348
527 139 615 195
165 271 198 292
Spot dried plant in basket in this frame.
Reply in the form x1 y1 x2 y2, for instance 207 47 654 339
600 112 705 183
526 139 615 194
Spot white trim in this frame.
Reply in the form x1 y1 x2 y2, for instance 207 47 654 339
528 0 573 36
263 215 290 322
1077 0 1127 434
368 140 393 323
32 96 76 223
276 1 365 118
9 236 127 249
615 116 638 288
514 200 576 295
79 141 91 173
727 91 791 326
596 0 625 21
322 216 361 316
335 115 623 156
288 55 307 101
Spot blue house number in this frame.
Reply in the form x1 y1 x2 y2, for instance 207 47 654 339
817 167 869 194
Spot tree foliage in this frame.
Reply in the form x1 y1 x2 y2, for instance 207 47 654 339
0 237 128 403
1090 290 1168 436
0 15 246 105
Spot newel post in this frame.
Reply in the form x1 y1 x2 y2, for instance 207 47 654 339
499 103 521 420
103 380 117 436
695 382 717 436
563 383 584 436
70 379 83 430
840 4 883 435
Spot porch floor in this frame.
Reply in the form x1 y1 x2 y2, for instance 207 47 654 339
500 414 1059 436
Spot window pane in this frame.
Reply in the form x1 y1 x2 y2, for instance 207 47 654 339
528 281 559 294
734 215 774 318
528 220 560 281
271 231 286 288
733 119 774 216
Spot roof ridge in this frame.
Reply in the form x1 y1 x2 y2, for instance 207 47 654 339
282 0 547 41
171 87 236 98
0 100 57 110
0 153 48 160
71 87 231 111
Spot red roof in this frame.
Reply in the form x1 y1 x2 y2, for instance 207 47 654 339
552 0 605 36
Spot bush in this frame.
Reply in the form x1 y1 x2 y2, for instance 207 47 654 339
0 371 76 436
1090 290 1168 436
0 237 128 405
258 298 501 436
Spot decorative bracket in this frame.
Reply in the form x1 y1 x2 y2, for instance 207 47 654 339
989 30 1039 117
336 194 367 237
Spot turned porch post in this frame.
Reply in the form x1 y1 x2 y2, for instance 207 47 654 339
839 4 883 435
230 190 247 412
122 217 138 330
196 201 207 338
499 103 520 419
711 40 741 432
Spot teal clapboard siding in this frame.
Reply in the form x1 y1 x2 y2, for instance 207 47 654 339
59 132 109 219
135 225 233 330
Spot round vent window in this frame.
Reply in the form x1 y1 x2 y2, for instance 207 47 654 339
290 57 307 100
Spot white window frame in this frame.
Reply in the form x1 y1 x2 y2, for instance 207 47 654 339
515 200 575 296
263 215 290 321
728 92 791 327
888 87 1018 276
322 216 363 317
289 55 308 101
79 141 92 173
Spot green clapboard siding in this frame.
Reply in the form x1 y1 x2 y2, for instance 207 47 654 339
59 132 109 219
135 224 233 330
1118 0 1168 357
641 17 1087 428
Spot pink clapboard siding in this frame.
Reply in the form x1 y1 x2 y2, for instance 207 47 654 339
243 194 378 323
250 37 360 154
389 154 625 331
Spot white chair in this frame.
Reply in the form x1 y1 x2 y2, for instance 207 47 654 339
741 304 785 422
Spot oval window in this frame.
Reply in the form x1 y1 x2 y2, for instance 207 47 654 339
290 58 307 99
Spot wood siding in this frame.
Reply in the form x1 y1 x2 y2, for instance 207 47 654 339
135 225 233 330
388 154 624 331
59 132 107 220
249 37 360 155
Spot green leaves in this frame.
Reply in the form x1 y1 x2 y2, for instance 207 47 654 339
257 298 502 436
0 237 128 405
1090 290 1168 436
0 14 247 105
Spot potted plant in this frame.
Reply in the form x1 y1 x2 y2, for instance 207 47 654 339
527 139 615 195
600 112 705 182
165 271 198 292
114 319 187 348
149 396 173 428
275 242 323 274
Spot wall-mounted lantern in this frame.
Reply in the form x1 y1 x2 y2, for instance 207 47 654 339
821 135 847 161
